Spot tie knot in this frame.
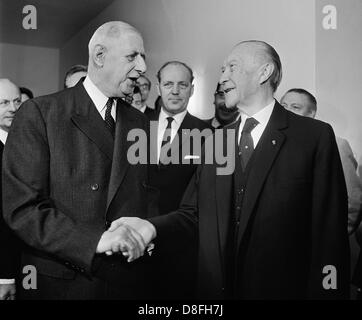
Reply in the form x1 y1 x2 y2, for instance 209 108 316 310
242 117 258 133
166 117 174 127
106 98 113 111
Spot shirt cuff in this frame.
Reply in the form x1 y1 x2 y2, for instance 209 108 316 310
0 279 15 284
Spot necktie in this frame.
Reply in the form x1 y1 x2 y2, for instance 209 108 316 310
104 98 115 138
239 117 259 170
159 117 174 162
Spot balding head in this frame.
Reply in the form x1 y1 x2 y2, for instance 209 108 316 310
220 40 282 112
87 21 146 98
232 41 282 92
0 79 21 131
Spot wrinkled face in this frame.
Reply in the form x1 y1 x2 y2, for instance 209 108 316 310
0 82 21 131
280 92 315 118
102 31 146 98
158 64 194 115
65 71 87 88
136 76 150 103
219 46 259 108
131 92 143 110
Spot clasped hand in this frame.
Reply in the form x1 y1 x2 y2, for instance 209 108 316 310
96 217 156 262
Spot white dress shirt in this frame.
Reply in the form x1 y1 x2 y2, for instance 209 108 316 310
237 100 275 148
0 128 13 285
157 108 187 162
83 76 116 121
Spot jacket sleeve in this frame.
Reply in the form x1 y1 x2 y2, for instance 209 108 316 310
2 100 104 275
308 124 350 299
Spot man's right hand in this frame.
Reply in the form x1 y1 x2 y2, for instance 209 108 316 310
96 224 146 262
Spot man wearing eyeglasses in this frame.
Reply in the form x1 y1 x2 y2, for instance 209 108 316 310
0 79 21 300
136 75 154 115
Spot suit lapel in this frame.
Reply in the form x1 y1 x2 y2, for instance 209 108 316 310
106 99 138 210
236 102 288 253
70 83 114 160
215 120 238 253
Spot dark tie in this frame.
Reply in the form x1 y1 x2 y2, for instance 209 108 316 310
104 98 115 138
159 117 174 162
239 117 259 170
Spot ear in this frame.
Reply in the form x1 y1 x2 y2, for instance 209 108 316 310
190 84 194 97
259 63 274 85
309 109 316 119
92 44 107 68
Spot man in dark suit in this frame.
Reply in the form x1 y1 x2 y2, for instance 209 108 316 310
115 40 350 299
0 79 22 300
2 21 156 300
147 61 211 298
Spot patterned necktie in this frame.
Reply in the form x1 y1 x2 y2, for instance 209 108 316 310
159 117 174 162
239 117 259 170
104 98 115 138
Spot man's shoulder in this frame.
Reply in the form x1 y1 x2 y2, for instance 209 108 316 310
185 112 212 130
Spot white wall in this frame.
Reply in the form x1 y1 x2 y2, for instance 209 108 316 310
0 42 59 97
60 0 316 119
316 0 362 162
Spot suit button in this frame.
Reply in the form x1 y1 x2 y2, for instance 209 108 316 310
236 220 240 226
91 183 99 191
238 188 244 194
236 206 241 210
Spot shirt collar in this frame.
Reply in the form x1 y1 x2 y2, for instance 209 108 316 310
159 107 188 125
239 100 275 126
0 128 8 145
83 76 109 113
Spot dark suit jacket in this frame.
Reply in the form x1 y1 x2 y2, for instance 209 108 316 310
2 82 155 299
150 102 350 299
0 142 20 279
148 110 211 299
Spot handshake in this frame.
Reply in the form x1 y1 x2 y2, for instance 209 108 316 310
96 217 156 262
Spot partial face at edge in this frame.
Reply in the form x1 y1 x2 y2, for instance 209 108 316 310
280 92 315 118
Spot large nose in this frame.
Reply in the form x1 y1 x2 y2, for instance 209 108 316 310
171 84 180 95
135 55 147 74
9 101 19 112
219 68 229 85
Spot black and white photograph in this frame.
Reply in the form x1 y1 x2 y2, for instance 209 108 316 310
0 0 361 308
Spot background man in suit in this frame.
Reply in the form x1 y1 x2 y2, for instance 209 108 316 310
207 83 239 129
280 88 362 235
114 40 350 299
136 75 154 115
147 61 211 298
0 79 21 300
2 21 156 299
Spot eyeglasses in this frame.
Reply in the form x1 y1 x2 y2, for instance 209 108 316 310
0 98 22 108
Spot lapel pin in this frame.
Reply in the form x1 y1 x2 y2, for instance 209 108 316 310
272 140 277 145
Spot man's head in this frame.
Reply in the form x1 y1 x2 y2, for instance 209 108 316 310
0 79 21 132
64 64 87 88
156 61 194 115
20 86 34 102
136 75 151 105
214 83 238 126
280 88 317 118
131 86 143 111
220 40 282 109
87 21 146 98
